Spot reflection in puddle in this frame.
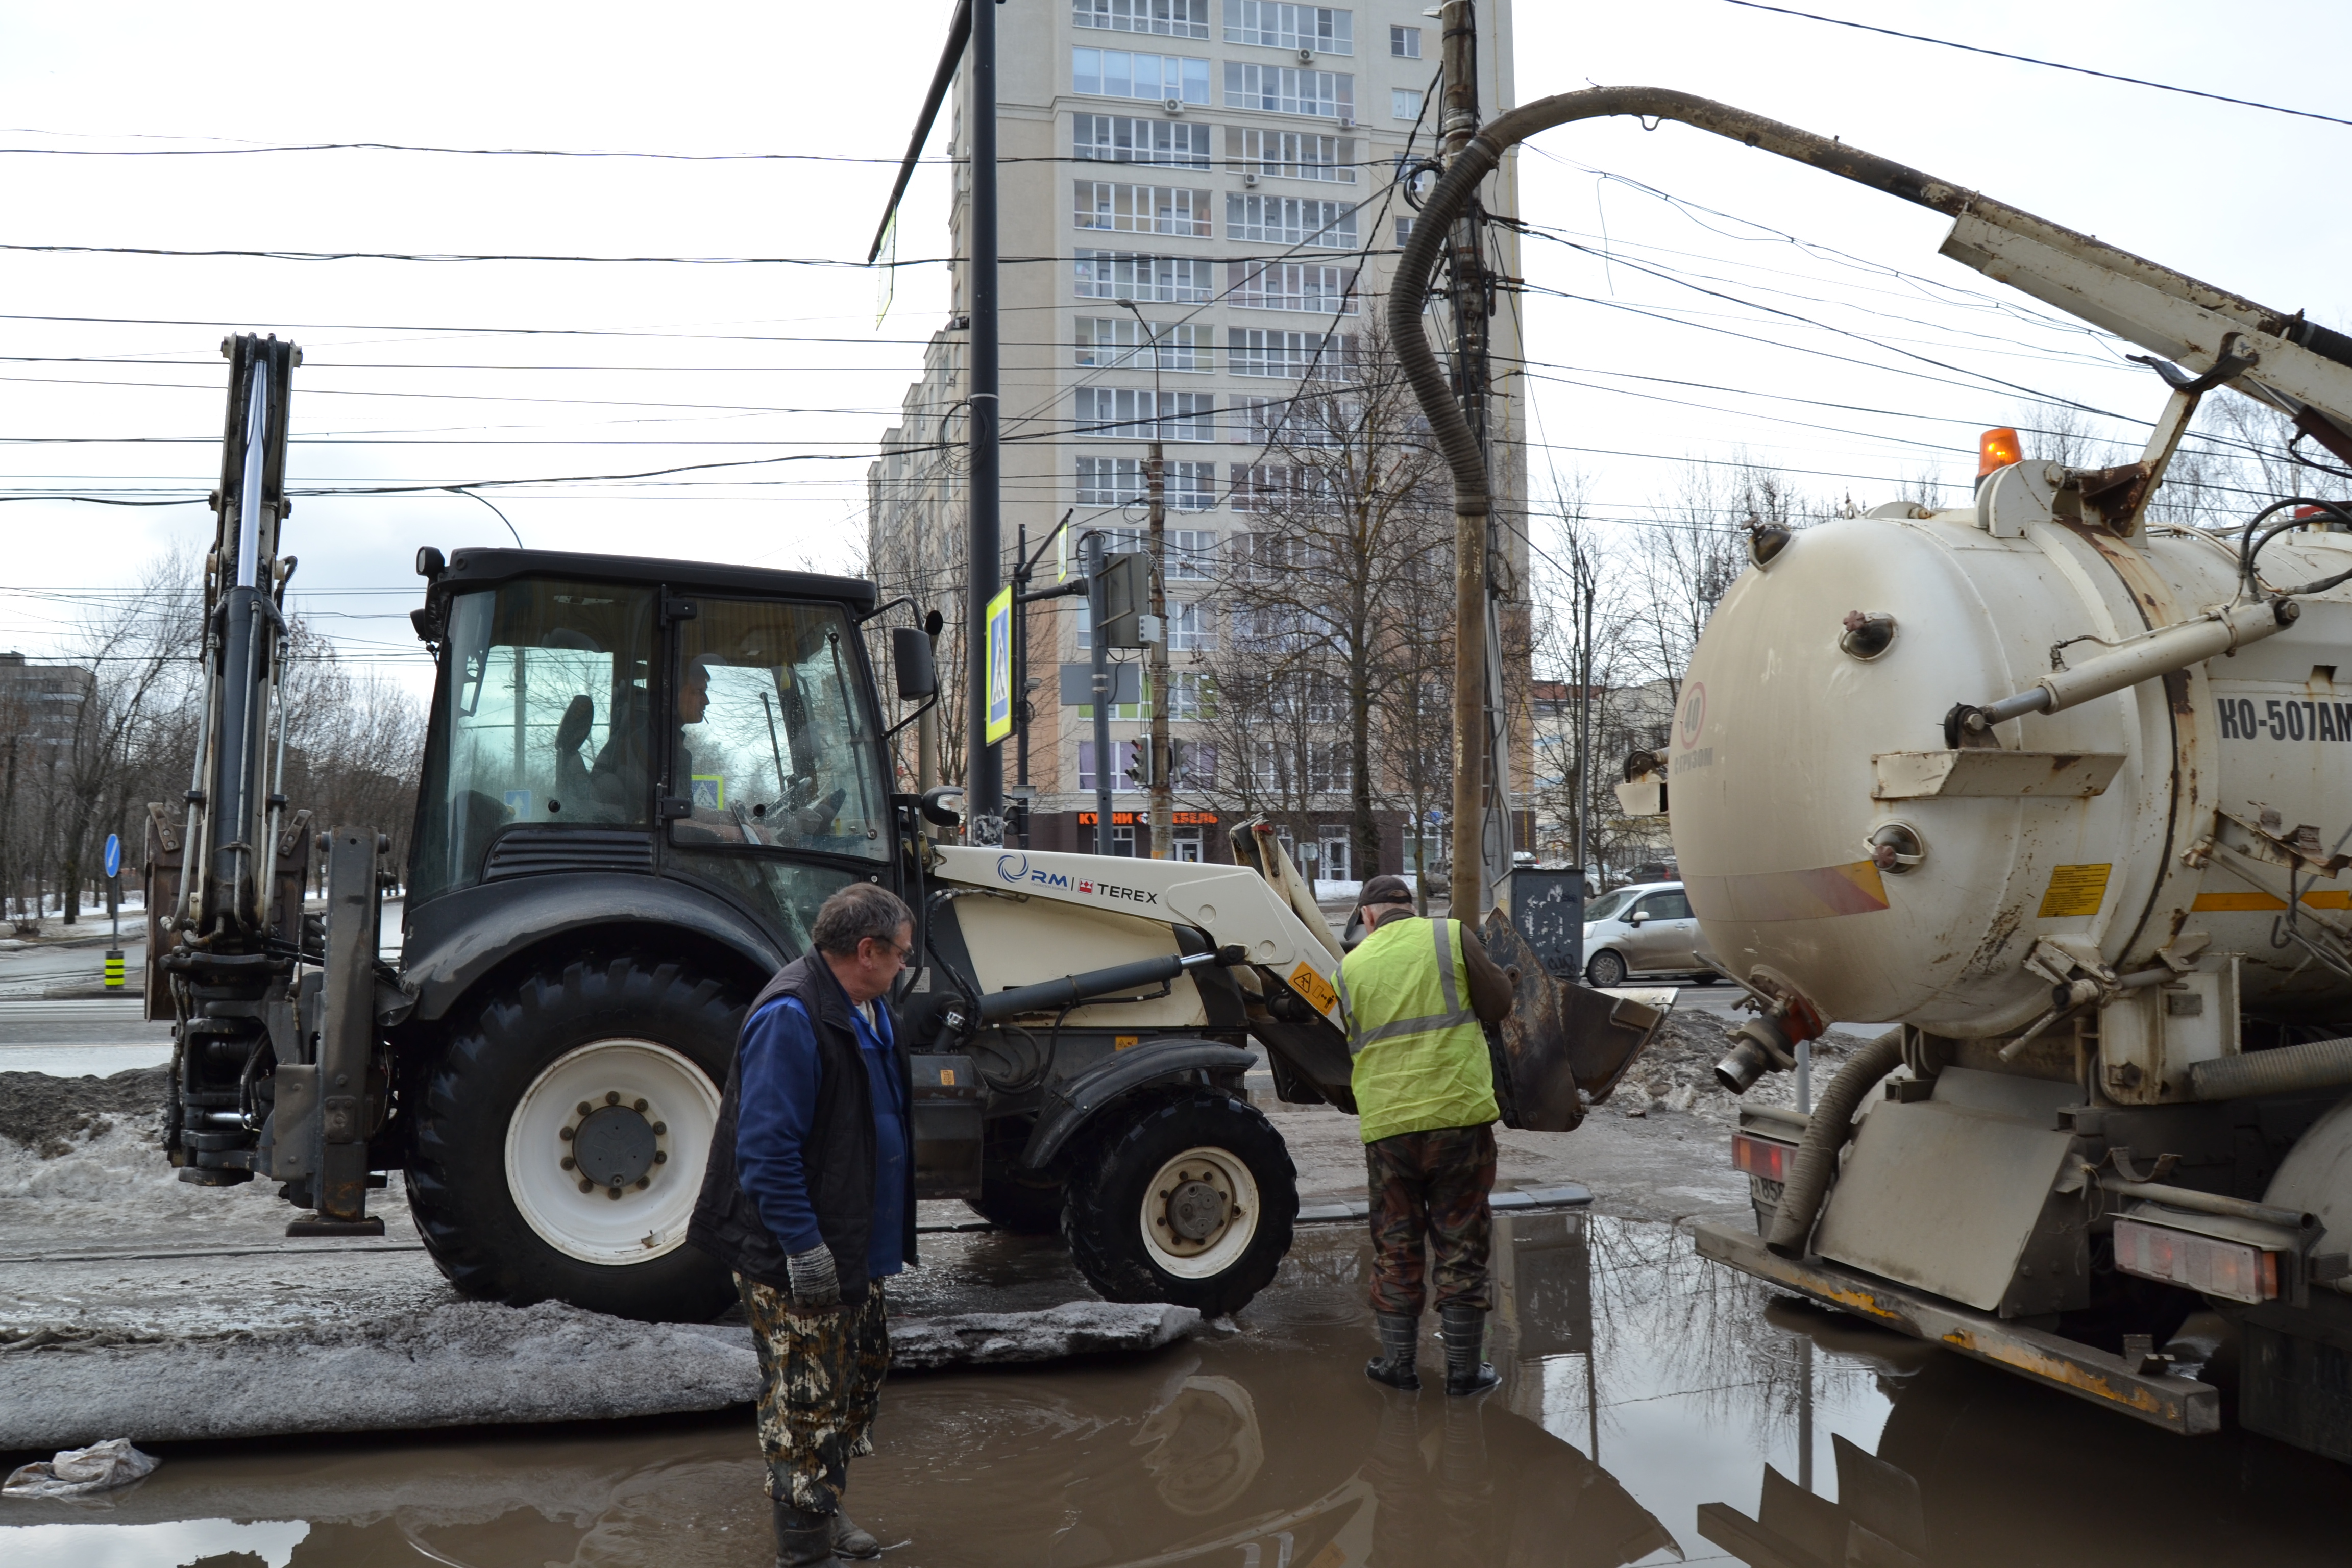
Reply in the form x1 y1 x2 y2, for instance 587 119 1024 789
4 1214 2341 1565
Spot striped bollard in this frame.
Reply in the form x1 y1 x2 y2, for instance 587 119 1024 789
104 949 125 991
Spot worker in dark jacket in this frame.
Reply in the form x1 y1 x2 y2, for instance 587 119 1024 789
691 883 918 1567
1333 875 1516 1396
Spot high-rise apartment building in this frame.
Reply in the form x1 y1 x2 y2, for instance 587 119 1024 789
870 0 1523 878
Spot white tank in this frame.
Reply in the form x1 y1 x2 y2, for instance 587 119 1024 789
1672 476 2352 1037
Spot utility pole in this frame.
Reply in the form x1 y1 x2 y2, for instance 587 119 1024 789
963 0 1003 846
1440 0 1491 918
1085 530 1115 854
1571 534 1596 876
1119 300 1173 859
1012 513 1082 847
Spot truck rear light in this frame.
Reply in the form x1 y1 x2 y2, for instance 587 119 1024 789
1731 1132 1792 1183
2113 1216 2280 1304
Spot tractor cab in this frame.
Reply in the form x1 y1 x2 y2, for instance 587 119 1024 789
405 547 912 971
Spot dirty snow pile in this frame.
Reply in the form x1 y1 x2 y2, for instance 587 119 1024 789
1 1067 1208 1449
1606 1011 1878 1123
0 1066 382 1251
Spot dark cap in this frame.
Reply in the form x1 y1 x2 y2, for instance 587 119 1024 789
1357 874 1416 911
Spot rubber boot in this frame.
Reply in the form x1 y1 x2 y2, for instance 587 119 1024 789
772 1499 846 1567
1440 1304 1499 1396
832 1510 883 1561
1365 1310 1422 1391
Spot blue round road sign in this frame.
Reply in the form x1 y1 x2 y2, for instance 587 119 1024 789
104 833 121 880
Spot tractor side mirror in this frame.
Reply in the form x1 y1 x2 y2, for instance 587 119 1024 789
891 627 938 700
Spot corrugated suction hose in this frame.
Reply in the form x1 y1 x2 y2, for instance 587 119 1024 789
1765 1028 1903 1258
2189 1037 2352 1101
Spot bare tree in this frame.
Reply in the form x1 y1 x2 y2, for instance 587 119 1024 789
1207 321 1454 880
38 553 204 923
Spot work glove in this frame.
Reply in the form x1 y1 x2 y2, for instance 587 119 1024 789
785 1245 841 1310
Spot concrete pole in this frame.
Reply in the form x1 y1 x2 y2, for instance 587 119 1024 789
963 0 1002 844
1573 547 1595 875
1120 299 1174 860
1441 0 1488 918
1145 439 1171 856
1086 531 1115 854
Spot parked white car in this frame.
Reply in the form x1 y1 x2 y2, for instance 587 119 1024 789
1581 881 1716 988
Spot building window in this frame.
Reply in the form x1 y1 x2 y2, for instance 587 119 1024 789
1164 672 1212 721
1075 387 1216 443
1075 316 1206 372
1168 601 1217 652
1390 87 1424 120
1074 114 1212 168
1226 2 1353 54
1168 527 1218 577
1075 181 1212 237
1227 463 1333 514
1223 62 1354 120
1250 737 1350 795
1226 193 1358 248
1228 327 1350 378
1236 128 1354 182
1074 457 1218 510
1076 250 1214 302
1390 23 1420 57
1232 396 1343 448
1393 217 1414 247
1075 0 1210 39
1075 47 1212 104
1227 260 1357 313
1078 740 1143 792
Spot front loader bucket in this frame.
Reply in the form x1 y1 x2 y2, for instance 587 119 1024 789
1480 911 1670 1131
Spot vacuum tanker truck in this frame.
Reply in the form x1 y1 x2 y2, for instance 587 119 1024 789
1384 88 2352 1464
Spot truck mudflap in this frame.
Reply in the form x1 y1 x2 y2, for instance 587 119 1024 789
1692 1219 2221 1435
1479 911 1669 1130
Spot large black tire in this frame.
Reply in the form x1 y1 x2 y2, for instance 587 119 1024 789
408 956 745 1322
1585 949 1628 988
1062 1091 1297 1317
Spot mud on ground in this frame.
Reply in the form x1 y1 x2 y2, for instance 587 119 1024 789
0 1065 170 1158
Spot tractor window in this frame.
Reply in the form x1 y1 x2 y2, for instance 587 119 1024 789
410 580 656 903
669 598 888 862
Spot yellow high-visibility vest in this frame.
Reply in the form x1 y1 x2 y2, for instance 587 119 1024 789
1333 915 1498 1143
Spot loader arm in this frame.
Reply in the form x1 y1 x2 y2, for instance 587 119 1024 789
927 845 1349 1032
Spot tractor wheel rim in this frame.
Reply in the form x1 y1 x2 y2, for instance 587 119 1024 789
1139 1144 1260 1280
503 1038 719 1265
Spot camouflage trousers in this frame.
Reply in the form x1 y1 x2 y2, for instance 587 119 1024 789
1363 1122 1496 1316
739 1275 892 1511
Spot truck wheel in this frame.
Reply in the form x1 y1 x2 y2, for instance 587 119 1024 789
1586 950 1628 988
1063 1092 1297 1317
408 957 744 1322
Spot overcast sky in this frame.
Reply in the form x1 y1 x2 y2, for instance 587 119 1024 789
0 0 2343 692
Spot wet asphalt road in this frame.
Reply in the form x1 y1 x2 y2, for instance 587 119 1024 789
6 1213 2349 1566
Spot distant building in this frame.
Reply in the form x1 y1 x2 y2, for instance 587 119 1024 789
0 652 95 754
1526 675 1676 880
870 0 1524 873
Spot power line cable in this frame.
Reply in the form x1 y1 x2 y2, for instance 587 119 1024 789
1708 0 2352 130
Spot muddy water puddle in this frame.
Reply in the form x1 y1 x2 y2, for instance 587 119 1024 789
7 1214 2346 1566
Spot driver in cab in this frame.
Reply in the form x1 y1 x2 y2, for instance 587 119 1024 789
675 654 846 844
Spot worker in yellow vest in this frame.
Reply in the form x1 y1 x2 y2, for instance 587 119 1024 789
1333 875 1516 1395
